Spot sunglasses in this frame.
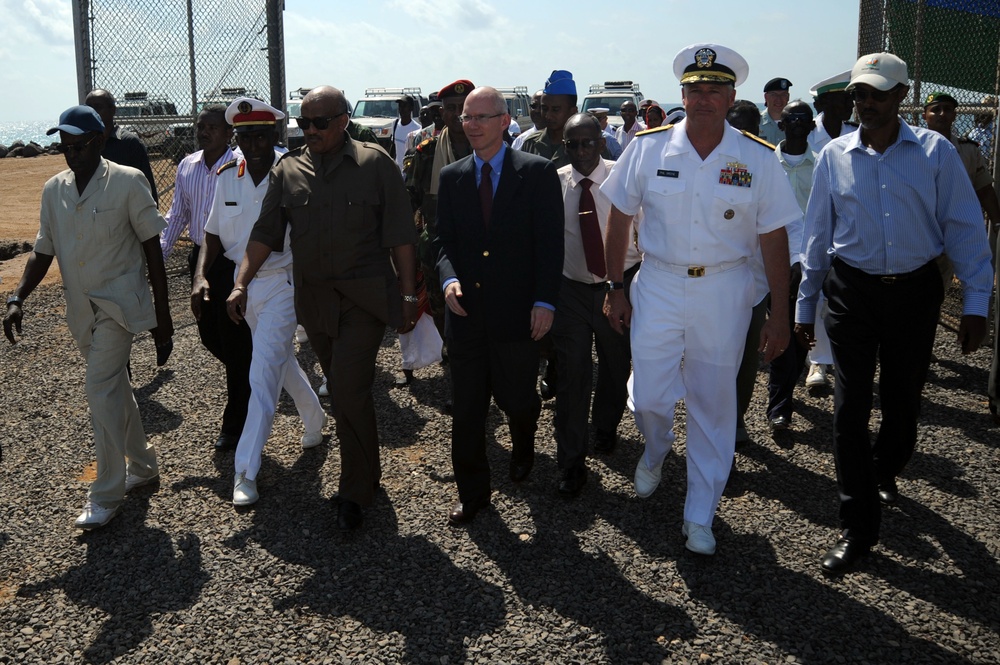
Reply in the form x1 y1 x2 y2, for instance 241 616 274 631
295 113 345 130
781 115 813 126
848 87 893 103
56 134 99 155
563 138 600 151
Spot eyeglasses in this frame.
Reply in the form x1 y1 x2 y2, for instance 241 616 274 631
295 113 345 130
56 134 99 155
781 115 813 126
848 87 893 103
459 113 504 124
562 138 600 151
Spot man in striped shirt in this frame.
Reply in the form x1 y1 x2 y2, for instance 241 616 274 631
161 106 253 451
795 53 993 575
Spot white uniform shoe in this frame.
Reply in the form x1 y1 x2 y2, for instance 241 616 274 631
634 457 664 498
295 325 309 344
233 471 258 506
301 414 327 449
317 379 329 397
682 521 716 555
75 500 119 529
805 363 830 388
125 471 159 492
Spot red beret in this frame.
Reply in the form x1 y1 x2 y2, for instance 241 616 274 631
437 80 475 100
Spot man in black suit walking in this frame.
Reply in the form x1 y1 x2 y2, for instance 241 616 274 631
435 86 565 526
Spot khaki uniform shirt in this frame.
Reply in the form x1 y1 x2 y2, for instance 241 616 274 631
34 158 164 350
249 136 416 336
951 133 994 192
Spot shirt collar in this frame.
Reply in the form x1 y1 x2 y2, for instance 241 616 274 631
845 116 916 153
473 143 507 174
569 158 608 188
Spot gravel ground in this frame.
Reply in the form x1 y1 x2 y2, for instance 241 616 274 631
1 262 998 665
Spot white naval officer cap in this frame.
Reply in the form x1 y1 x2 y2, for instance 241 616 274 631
225 97 285 133
809 70 852 97
672 43 749 87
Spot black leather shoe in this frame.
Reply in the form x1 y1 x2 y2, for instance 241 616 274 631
447 500 489 527
558 466 587 497
593 429 617 454
510 460 534 482
878 480 899 505
394 369 414 388
539 379 554 401
337 500 363 531
769 415 790 432
539 361 557 401
821 538 870 574
214 433 239 451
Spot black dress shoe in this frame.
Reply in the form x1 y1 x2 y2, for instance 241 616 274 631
878 480 899 505
394 369 414 388
539 361 557 401
821 538 870 574
593 429 617 454
769 415 790 432
510 460 534 482
447 500 488 527
558 466 587 497
337 500 363 531
539 378 554 401
214 433 239 450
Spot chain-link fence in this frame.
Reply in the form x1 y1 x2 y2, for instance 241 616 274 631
71 0 285 210
858 0 1000 175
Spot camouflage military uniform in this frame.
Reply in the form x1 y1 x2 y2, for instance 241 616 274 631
347 120 380 145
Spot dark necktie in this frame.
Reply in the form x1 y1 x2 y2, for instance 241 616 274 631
479 162 493 229
579 178 606 277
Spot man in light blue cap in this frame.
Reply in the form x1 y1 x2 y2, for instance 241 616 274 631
520 69 579 169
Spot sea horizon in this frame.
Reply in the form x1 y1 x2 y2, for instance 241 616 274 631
1 121 58 149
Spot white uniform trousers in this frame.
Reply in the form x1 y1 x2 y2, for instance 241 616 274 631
629 261 753 527
82 305 158 508
807 293 834 366
235 269 326 480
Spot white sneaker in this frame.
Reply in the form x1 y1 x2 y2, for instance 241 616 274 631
682 521 716 555
317 379 329 397
301 415 327 449
233 471 258 506
295 325 309 344
805 363 830 389
634 457 663 498
75 500 119 529
125 471 159 492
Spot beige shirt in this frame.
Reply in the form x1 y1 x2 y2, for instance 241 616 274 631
951 133 994 192
34 158 165 349
250 137 416 334
558 159 641 283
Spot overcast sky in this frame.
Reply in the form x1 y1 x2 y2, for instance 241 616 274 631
1 0 860 123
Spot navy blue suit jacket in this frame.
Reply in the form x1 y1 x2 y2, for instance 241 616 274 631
435 148 564 343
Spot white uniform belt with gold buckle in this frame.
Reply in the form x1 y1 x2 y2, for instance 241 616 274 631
253 266 291 279
646 257 747 278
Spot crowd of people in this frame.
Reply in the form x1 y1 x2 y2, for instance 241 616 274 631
3 43 997 576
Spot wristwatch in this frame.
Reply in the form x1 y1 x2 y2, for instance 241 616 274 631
6 295 24 307
401 294 419 303
604 281 625 292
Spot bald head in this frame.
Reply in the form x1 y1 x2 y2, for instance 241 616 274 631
85 89 116 136
303 85 350 116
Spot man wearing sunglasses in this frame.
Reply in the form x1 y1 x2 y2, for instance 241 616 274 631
230 86 417 531
795 53 993 575
3 105 173 529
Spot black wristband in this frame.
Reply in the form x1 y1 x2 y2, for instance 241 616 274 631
6 295 24 308
605 281 625 292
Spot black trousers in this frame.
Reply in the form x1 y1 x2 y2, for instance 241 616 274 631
825 258 943 546
188 246 253 438
449 334 541 506
767 263 810 420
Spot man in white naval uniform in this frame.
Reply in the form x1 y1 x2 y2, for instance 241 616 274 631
193 98 326 507
602 43 800 556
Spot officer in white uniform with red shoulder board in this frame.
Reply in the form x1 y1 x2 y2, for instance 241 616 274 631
194 98 327 507
601 43 800 556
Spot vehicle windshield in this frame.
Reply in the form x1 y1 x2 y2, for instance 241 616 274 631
288 102 302 117
353 99 397 118
581 96 635 116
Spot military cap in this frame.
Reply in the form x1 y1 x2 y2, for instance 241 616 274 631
924 92 958 109
438 80 474 100
809 70 852 97
544 70 576 96
764 78 792 93
588 107 610 118
848 53 909 91
427 100 443 109
225 97 284 133
47 105 105 135
665 108 686 125
673 43 749 87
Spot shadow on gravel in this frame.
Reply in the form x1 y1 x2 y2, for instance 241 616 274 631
902 449 978 499
134 368 183 436
16 495 207 664
675 532 978 664
223 446 506 663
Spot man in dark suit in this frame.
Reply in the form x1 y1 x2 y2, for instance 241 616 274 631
435 86 564 526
